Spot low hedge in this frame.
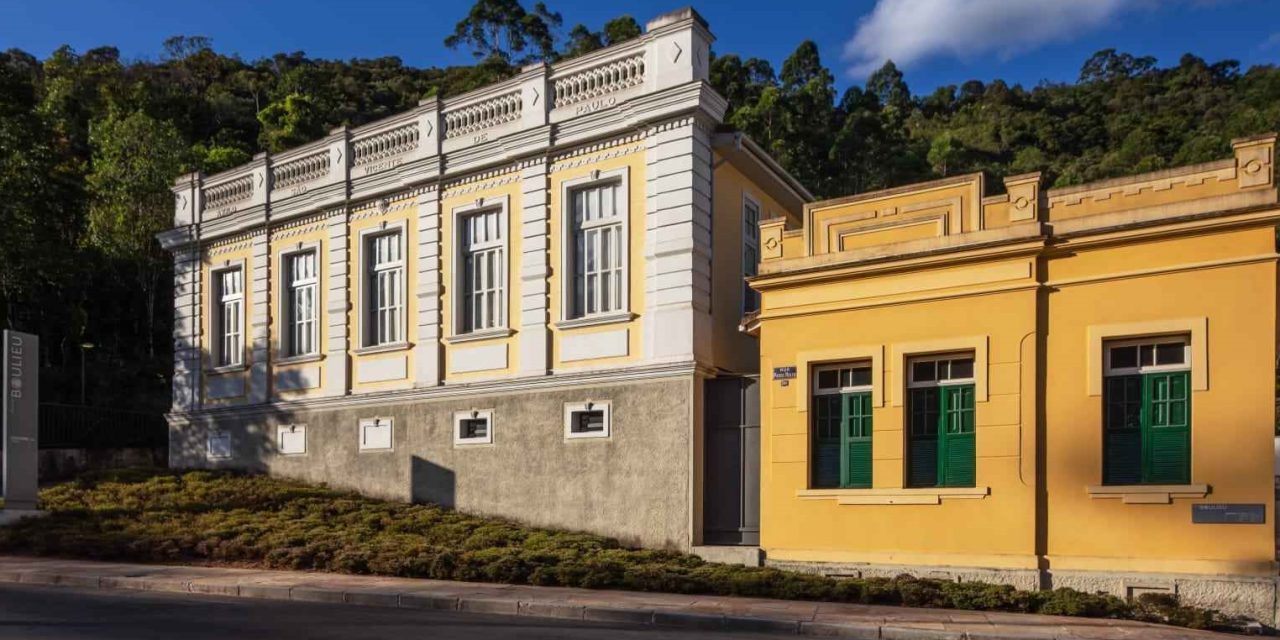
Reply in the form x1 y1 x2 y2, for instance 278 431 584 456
0 469 1242 631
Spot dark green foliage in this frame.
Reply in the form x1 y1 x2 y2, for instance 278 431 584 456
714 44 1280 198
0 470 1242 631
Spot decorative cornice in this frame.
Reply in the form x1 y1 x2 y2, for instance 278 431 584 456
207 235 254 257
550 133 645 164
551 141 645 172
442 172 521 199
271 215 328 241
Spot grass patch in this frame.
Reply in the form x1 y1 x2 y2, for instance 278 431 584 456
0 469 1244 631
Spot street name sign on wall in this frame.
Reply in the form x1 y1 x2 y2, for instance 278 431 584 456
3 330 38 511
1192 503 1265 524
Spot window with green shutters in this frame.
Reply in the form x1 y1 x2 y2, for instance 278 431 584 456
1103 337 1191 485
811 363 873 488
907 355 976 488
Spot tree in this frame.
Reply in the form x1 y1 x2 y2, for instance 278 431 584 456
257 92 325 152
601 16 641 45
85 110 188 357
866 60 911 120
561 15 641 60
444 0 563 65
562 24 604 59
927 132 961 176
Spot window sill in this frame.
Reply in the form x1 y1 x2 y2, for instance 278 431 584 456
206 363 248 376
453 439 494 447
354 342 411 356
564 432 610 441
554 311 636 330
1086 484 1208 504
274 353 324 366
444 328 514 345
796 486 990 505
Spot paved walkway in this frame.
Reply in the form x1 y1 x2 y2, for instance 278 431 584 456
0 556 1234 639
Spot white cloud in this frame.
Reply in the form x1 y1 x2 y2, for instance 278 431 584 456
842 0 1137 78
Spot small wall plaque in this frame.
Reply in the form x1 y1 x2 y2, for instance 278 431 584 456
773 366 797 380
1192 504 1265 524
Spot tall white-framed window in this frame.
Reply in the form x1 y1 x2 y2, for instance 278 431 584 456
561 168 629 323
363 229 404 347
212 266 244 367
742 194 761 314
283 249 318 357
458 206 506 334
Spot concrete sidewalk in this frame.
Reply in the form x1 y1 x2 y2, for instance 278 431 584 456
0 556 1234 639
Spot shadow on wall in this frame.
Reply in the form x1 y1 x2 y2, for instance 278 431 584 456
169 378 305 475
411 456 456 509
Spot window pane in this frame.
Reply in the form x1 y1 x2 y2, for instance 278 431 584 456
1139 344 1154 367
462 419 488 439
572 410 605 433
1110 345 1138 369
1156 342 1184 366
817 369 838 389
909 388 938 436
847 367 872 388
911 361 935 383
948 358 974 380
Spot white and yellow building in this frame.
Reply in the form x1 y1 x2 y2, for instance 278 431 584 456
159 8 809 551
748 134 1280 621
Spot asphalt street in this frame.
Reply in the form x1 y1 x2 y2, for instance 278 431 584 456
0 583 769 639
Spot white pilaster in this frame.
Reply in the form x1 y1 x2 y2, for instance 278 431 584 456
324 210 350 396
415 188 443 387
642 117 714 364
518 159 551 376
248 231 270 403
171 247 200 411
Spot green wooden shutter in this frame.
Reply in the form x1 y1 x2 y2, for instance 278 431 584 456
1143 371 1190 484
812 395 841 488
939 385 976 487
907 387 939 488
1103 375 1143 485
842 392 873 488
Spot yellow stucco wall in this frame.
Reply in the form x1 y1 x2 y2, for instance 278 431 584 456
1043 226 1277 576
348 195 418 393
269 216 328 401
710 155 798 374
753 135 1280 579
759 255 1040 569
201 235 255 406
441 174 523 381
548 143 647 371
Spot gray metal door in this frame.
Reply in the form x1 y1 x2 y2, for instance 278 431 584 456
703 376 760 545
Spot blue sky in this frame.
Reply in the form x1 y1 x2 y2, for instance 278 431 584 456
1 0 1278 95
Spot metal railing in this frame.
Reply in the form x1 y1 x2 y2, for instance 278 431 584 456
36 403 167 450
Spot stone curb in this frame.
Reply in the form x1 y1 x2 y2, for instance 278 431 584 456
0 567 1202 639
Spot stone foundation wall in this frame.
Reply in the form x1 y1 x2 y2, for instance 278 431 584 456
768 558 1278 624
169 374 695 550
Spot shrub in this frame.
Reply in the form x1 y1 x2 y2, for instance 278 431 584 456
0 469 1243 632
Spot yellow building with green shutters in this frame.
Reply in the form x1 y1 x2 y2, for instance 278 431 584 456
747 134 1280 622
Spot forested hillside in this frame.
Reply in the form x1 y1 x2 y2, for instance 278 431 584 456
2 0 1277 410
